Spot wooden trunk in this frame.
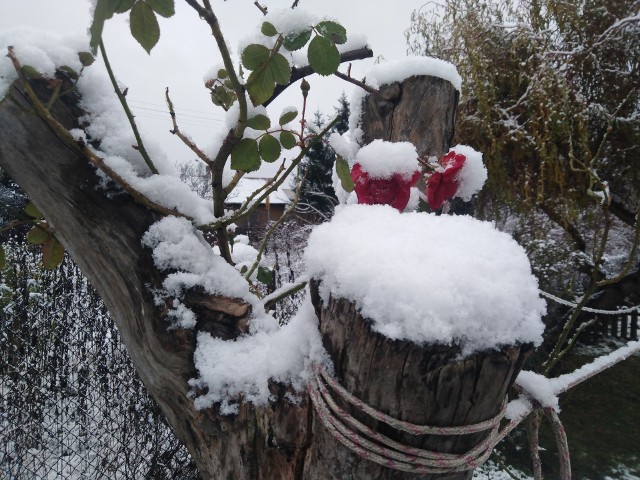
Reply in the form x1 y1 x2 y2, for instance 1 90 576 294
304 282 532 479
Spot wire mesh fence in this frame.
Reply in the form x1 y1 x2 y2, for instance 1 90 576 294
1 240 199 479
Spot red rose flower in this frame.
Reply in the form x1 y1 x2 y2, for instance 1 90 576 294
425 151 466 210
351 164 420 212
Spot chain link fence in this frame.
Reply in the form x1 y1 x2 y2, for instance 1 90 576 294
1 240 199 479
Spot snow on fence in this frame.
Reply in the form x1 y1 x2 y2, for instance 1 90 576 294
0 242 198 479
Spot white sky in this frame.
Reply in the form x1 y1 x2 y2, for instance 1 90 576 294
0 0 428 169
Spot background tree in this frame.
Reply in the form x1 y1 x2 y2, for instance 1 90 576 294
406 0 640 357
295 93 349 220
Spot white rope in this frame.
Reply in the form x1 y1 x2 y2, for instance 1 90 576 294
539 290 640 315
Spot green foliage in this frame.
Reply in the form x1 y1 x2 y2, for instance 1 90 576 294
26 225 49 245
42 237 65 270
284 29 312 51
256 265 274 286
335 156 354 193
245 50 291 105
0 244 4 270
146 0 175 18
247 114 271 130
279 131 297 150
130 1 161 54
90 0 174 54
24 202 43 219
258 134 281 163
315 21 347 44
307 35 340 76
78 51 95 67
21 65 42 80
89 0 121 52
279 108 298 126
261 21 278 37
231 138 261 172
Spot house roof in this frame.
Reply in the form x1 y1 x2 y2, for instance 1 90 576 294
225 176 293 205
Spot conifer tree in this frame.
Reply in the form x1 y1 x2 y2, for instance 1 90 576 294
296 94 350 220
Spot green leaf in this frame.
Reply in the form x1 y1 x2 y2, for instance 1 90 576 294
130 1 160 54
0 244 5 270
231 138 261 172
270 52 291 84
59 66 79 80
21 65 42 80
259 134 281 163
78 51 95 67
279 131 297 150
246 69 276 106
261 21 278 37
27 225 49 245
247 114 271 130
307 35 340 76
336 156 354 192
283 28 312 51
114 0 136 13
279 108 298 126
42 237 65 270
241 44 270 71
145 0 174 18
217 68 228 79
316 20 347 44
245 52 291 105
89 0 122 52
257 266 273 285
25 202 43 219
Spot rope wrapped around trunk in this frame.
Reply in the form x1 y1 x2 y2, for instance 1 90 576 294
308 365 506 474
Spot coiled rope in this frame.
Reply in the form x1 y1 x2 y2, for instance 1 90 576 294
308 365 507 474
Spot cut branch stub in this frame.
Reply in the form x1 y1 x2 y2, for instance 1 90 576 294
359 75 459 159
305 281 532 479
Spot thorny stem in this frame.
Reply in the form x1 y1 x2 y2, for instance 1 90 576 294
99 40 158 175
165 87 212 167
527 412 543 480
6 47 185 220
185 0 249 264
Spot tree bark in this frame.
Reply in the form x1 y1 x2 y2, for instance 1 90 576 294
0 77 310 479
359 75 459 159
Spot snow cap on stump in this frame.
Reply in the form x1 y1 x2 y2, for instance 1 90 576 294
304 204 546 355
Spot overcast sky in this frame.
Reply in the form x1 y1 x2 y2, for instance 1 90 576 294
0 0 429 168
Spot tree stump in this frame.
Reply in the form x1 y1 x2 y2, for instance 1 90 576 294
359 75 459 158
304 281 532 479
302 74 529 478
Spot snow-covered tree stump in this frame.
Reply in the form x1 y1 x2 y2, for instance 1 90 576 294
305 281 532 479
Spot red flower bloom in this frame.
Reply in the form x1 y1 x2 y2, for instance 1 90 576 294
351 164 420 211
425 151 466 210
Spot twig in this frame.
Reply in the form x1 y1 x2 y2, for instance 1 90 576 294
263 281 308 311
333 70 379 94
165 87 212 167
185 0 249 264
99 40 158 175
527 412 543 480
254 1 268 15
